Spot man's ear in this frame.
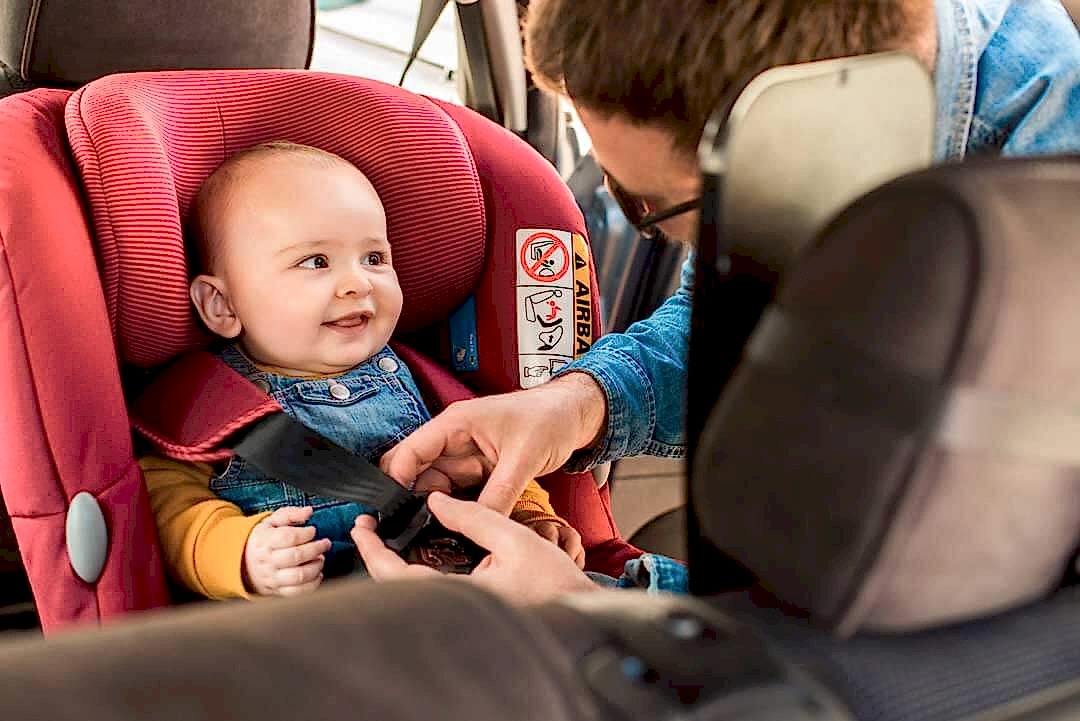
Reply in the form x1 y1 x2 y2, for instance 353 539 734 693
190 275 242 338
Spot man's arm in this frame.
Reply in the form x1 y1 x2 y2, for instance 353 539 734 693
556 256 693 470
381 258 692 512
972 0 1080 157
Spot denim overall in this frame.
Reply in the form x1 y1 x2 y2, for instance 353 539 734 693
212 344 430 576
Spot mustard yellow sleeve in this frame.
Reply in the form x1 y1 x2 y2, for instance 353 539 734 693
139 455 270 601
510 479 569 527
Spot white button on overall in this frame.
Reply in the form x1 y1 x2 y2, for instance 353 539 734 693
253 378 271 393
378 356 399 373
328 381 351 400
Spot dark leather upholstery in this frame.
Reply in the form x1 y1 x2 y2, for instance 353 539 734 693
0 0 314 96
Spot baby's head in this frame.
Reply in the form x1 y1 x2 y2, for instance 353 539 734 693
188 141 402 376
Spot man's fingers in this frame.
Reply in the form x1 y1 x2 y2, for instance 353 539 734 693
411 466 454 495
559 527 585 569
477 455 535 515
381 422 451 486
351 517 438 581
270 538 330 569
266 524 317 550
275 557 325 587
265 505 313 527
430 456 492 484
427 493 532 553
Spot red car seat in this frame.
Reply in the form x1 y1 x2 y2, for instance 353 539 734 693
0 69 643 633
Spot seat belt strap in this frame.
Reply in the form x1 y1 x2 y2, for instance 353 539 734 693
230 413 432 550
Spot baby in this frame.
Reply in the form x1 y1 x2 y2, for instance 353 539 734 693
140 141 583 599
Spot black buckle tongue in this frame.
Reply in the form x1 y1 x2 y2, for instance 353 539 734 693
399 504 489 575
380 488 488 574
377 495 432 552
232 413 485 572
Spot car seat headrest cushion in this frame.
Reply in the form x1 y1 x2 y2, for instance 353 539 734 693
65 70 486 368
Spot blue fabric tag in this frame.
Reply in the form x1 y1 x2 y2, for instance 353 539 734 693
448 295 479 372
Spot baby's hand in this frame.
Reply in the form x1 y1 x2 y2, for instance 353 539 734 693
526 520 585 569
243 506 332 597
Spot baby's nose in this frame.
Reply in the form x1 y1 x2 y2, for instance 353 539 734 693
338 268 374 296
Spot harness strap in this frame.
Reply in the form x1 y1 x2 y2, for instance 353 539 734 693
130 349 474 557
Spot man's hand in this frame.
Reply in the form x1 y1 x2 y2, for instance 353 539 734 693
243 506 332 597
525 520 585 569
351 493 599 605
380 372 608 514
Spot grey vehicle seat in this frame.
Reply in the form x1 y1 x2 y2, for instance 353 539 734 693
626 506 687 561
0 552 1078 721
690 154 1080 633
0 0 315 630
0 0 315 98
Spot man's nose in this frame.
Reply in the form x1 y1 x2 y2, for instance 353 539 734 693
657 210 700 246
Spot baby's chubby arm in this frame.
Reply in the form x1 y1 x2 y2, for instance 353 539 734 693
140 455 328 599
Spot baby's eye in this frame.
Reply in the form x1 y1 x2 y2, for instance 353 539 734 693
362 251 388 266
298 255 329 269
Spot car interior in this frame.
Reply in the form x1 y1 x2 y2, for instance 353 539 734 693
0 1 1079 719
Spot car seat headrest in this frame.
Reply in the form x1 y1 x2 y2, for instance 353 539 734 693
0 0 313 87
691 156 1080 636
64 70 486 368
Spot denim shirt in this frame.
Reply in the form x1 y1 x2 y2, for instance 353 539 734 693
211 344 429 575
935 0 1080 161
562 0 1079 594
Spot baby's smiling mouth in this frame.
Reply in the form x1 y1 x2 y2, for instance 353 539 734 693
324 311 372 329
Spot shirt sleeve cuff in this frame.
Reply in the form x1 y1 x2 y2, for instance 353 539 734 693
555 347 654 472
192 510 269 600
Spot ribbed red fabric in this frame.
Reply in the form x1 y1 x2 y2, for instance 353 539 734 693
65 70 486 368
0 88 170 632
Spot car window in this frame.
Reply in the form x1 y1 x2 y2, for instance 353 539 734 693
310 0 460 104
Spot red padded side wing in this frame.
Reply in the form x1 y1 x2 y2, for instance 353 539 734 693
130 352 282 463
426 101 642 577
0 90 170 632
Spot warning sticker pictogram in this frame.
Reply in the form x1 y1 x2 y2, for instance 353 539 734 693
515 229 582 389
519 231 570 283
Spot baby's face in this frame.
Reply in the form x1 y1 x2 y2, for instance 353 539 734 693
205 155 403 375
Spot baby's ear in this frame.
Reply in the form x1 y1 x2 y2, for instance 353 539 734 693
190 275 242 338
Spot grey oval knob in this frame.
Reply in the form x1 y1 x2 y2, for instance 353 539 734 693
66 491 108 584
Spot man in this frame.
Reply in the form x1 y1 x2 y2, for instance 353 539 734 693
355 0 1080 602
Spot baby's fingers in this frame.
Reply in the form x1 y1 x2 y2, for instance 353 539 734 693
274 557 325 590
270 538 331 570
530 521 561 545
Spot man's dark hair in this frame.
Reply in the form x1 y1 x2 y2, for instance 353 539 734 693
525 0 932 155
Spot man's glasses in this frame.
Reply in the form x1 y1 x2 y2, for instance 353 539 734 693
603 171 702 239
